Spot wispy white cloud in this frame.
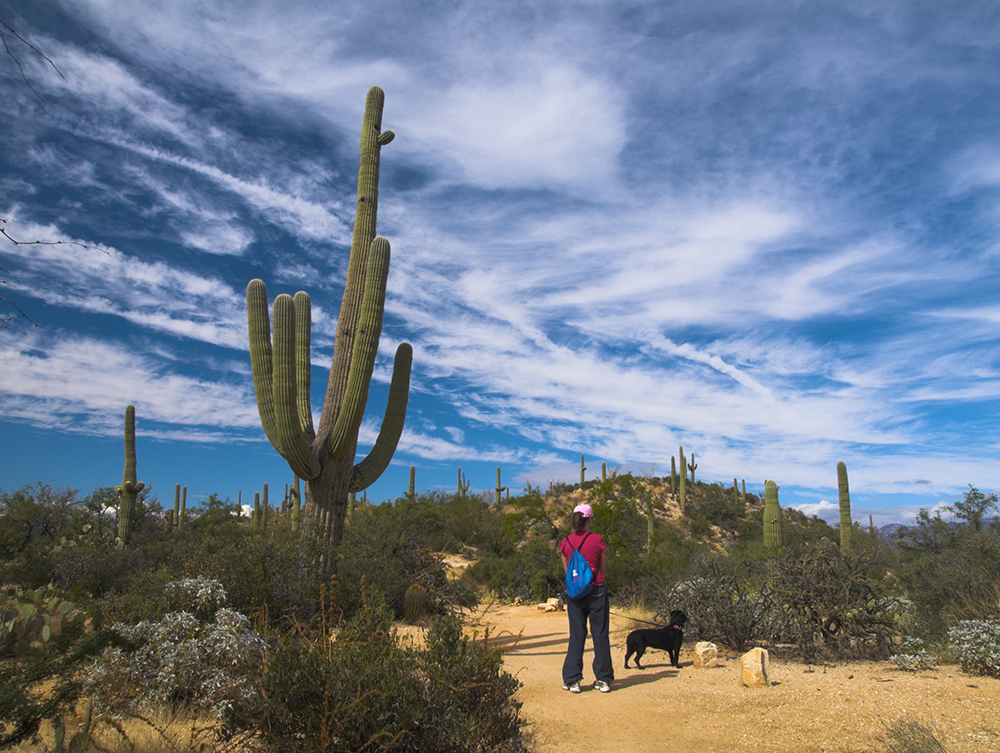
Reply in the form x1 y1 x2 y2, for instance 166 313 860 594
0 333 259 435
2 214 248 349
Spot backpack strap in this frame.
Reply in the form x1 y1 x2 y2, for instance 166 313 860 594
566 531 591 552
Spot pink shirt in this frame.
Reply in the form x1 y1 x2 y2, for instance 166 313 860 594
559 530 607 586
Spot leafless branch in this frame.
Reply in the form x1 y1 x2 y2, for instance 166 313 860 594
1 218 104 253
1 17 65 101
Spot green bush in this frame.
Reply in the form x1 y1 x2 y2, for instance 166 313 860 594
468 538 563 602
229 587 525 752
895 486 1000 639
656 553 775 653
336 498 478 621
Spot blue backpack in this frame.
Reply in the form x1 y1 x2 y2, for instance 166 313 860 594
564 532 595 600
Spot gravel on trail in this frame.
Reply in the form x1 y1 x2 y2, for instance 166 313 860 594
471 603 1000 753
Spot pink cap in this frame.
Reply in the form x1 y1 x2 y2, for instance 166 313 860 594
573 503 593 518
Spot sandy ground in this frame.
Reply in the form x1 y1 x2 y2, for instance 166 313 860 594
468 603 1000 753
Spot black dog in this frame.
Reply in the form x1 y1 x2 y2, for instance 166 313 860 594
624 609 687 669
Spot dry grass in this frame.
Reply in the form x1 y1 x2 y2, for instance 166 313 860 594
6 705 228 753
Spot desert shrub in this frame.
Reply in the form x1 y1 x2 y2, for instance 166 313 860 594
468 538 563 602
230 588 525 752
864 719 948 753
88 578 266 718
684 482 747 535
656 553 775 652
768 540 904 662
889 637 938 671
947 617 1000 678
895 486 1000 638
337 499 478 621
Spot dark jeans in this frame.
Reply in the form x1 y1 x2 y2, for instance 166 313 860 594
562 584 614 685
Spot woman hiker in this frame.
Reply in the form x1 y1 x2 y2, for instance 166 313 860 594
559 503 614 693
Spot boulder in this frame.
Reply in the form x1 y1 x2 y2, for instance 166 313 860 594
694 641 718 669
739 647 770 687
538 598 564 612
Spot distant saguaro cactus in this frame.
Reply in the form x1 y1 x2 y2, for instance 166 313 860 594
495 467 506 504
180 486 187 529
763 480 782 549
246 86 411 550
580 454 586 486
670 456 676 493
602 461 607 483
457 468 470 496
291 475 302 533
115 404 145 545
678 446 686 513
173 483 181 531
687 452 698 483
409 465 416 500
837 461 852 553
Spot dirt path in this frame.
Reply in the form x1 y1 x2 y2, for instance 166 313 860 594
471 604 1000 753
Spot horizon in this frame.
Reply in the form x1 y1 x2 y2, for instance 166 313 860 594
2 2 998 528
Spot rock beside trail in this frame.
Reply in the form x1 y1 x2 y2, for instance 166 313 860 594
538 598 564 612
694 641 718 669
739 647 770 687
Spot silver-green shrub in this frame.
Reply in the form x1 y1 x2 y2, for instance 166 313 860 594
947 617 1000 678
889 636 937 671
88 579 264 717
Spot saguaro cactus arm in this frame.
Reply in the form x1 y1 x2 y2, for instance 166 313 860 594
293 292 315 441
247 282 321 480
328 238 392 460
351 342 412 491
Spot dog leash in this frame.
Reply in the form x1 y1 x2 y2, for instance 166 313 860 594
608 611 668 628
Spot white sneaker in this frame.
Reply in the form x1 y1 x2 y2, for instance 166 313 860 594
562 681 581 693
594 680 611 693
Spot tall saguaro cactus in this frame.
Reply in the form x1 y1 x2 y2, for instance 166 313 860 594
763 480 782 550
115 404 145 545
837 461 852 553
246 86 412 549
580 454 586 486
495 467 506 504
408 465 416 500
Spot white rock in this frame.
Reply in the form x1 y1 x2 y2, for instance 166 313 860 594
694 641 718 669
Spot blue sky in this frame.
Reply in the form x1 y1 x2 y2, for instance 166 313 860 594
1 1 997 526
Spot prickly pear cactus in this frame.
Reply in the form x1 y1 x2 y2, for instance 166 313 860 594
1 586 84 659
403 583 429 624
